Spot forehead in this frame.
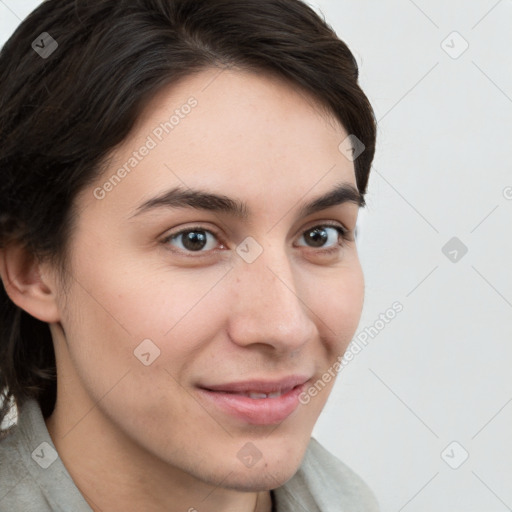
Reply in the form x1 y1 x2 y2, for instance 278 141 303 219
81 68 357 220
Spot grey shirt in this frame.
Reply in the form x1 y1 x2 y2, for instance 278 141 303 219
0 398 380 511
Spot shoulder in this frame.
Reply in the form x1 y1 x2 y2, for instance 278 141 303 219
0 399 92 512
275 437 380 512
307 437 380 509
0 420 52 511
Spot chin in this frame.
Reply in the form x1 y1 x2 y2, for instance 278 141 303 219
225 438 308 491
218 462 300 493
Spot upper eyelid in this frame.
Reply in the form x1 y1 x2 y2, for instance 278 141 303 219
164 221 348 247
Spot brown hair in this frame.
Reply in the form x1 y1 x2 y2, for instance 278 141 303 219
0 0 377 427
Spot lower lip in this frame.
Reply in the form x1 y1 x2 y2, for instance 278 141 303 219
196 383 307 425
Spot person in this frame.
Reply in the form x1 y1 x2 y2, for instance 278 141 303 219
0 0 379 510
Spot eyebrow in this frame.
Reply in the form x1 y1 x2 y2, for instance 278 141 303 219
130 181 365 220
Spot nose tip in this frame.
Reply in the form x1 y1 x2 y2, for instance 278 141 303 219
226 258 316 353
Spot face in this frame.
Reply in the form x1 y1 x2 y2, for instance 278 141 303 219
48 68 365 492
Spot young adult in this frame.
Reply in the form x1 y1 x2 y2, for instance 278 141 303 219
0 1 379 510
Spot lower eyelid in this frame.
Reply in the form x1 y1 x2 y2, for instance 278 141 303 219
295 225 346 244
165 228 219 249
163 224 347 253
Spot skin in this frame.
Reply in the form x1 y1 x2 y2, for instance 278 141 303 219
0 68 365 512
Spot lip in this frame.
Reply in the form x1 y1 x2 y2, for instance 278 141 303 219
199 375 311 394
196 375 311 425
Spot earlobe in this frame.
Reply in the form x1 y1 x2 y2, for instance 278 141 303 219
0 244 61 323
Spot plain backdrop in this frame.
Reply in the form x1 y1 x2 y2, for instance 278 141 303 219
1 1 511 511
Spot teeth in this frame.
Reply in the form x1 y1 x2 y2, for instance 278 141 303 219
243 391 283 399
248 392 269 399
210 388 290 398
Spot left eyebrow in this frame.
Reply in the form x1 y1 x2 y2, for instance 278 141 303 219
129 181 365 220
298 181 365 217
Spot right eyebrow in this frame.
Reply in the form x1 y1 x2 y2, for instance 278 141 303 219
129 181 364 221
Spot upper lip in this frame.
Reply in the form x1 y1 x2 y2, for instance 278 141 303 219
199 375 311 394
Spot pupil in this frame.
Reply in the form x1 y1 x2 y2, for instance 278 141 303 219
307 228 328 247
183 231 207 251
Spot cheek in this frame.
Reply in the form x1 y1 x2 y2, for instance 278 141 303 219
56 259 233 445
70 239 232 337
60 251 232 377
308 259 365 353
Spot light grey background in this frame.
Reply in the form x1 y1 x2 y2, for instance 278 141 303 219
1 1 511 511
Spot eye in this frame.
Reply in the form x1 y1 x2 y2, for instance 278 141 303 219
164 227 220 253
296 225 347 250
162 223 349 256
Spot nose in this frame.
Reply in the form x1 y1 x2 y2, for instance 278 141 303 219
226 245 317 355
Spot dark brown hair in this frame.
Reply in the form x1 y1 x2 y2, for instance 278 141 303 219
0 0 377 428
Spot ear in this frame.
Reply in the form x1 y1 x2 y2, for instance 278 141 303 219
0 244 61 323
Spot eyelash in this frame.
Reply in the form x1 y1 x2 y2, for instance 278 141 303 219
161 222 351 258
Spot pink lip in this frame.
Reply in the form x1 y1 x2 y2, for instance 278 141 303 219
200 375 311 394
196 375 311 425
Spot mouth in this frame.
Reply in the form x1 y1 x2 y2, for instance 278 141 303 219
196 375 311 425
217 389 291 399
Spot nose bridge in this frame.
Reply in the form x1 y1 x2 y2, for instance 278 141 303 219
227 243 314 349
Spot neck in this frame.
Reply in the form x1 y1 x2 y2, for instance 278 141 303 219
46 402 273 512
44 324 275 512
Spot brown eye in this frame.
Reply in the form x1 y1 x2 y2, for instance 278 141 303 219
165 228 218 252
297 225 345 249
304 227 329 247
